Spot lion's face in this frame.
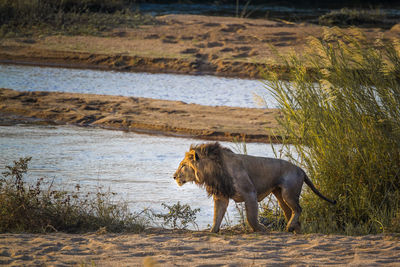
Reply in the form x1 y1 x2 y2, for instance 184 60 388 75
173 151 197 186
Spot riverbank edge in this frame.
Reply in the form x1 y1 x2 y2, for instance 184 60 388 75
0 88 283 144
0 50 289 80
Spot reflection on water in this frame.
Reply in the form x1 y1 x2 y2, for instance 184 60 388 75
0 64 277 108
0 124 282 229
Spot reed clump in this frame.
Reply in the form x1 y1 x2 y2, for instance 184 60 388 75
0 157 147 233
0 0 157 37
265 29 400 235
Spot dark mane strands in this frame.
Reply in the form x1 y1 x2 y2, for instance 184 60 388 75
191 142 236 198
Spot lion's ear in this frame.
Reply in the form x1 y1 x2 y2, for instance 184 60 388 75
188 150 199 161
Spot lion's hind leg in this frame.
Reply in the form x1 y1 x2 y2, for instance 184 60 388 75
272 188 292 223
281 187 302 234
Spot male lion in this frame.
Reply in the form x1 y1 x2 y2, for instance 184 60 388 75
173 142 336 233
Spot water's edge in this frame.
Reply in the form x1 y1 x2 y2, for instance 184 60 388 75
0 124 279 229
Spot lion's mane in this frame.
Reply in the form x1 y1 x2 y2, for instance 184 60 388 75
190 142 236 198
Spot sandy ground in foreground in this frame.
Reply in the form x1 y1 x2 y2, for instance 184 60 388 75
0 88 281 143
1 230 400 266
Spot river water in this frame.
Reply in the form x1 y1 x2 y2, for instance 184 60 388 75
0 124 282 229
0 64 277 108
0 64 281 229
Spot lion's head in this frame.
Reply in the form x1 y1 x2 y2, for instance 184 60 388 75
173 150 197 186
173 142 236 198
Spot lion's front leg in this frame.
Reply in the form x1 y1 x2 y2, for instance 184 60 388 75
210 195 229 233
244 192 267 232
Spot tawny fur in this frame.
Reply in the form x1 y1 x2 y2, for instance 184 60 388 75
173 142 336 233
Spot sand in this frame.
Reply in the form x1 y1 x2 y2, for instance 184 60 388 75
1 230 400 266
0 88 281 143
1 14 399 79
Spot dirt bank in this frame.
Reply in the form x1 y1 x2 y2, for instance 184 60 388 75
0 88 281 143
2 230 400 266
1 14 399 78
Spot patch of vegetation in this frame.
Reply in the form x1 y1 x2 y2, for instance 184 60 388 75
259 196 286 232
0 0 157 37
154 202 200 230
319 8 387 28
0 157 147 233
265 29 400 235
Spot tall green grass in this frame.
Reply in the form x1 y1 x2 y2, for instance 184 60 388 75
265 29 400 234
0 0 156 37
0 157 147 233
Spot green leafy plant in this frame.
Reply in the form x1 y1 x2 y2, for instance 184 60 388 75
155 202 200 230
0 157 147 233
264 29 400 234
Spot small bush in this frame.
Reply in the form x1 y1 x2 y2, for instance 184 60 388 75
319 8 386 27
0 157 147 233
155 202 200 230
265 29 400 235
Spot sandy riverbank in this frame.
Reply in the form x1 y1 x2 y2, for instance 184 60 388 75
2 229 400 266
0 88 281 143
1 14 399 79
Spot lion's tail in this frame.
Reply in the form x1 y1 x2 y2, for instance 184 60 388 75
303 171 337 205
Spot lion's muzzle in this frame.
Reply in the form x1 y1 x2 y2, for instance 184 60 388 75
176 180 186 186
173 174 185 186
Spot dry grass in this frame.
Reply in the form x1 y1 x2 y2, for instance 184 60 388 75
0 157 147 233
0 0 157 37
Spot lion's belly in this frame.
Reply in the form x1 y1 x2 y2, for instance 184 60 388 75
231 190 273 203
232 194 245 202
